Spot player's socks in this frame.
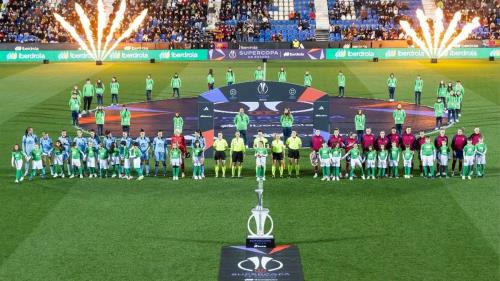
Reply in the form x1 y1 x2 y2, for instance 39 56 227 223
215 166 219 177
41 168 45 176
49 165 54 175
154 163 159 175
222 166 226 177
296 164 300 176
271 166 276 177
145 164 150 175
24 162 30 176
136 168 143 177
429 166 435 177
78 167 83 176
238 166 242 177
15 170 21 181
231 166 236 177
201 165 205 176
279 165 284 177
287 164 292 176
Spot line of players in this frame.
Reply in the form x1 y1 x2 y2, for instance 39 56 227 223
12 125 487 183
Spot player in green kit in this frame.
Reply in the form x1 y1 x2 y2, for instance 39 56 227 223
110 76 119 105
338 71 346 97
85 141 98 178
145 74 154 101
192 140 204 180
170 143 182 180
82 78 95 113
130 142 144 180
388 142 401 178
402 145 414 179
98 142 109 178
120 107 131 133
462 139 475 180
474 137 487 177
95 106 105 136
434 97 445 130
53 140 65 178
414 75 423 105
318 142 332 181
226 68 235 86
170 73 182 98
278 67 287 82
254 141 268 181
95 79 105 105
69 142 84 178
173 112 184 134
365 145 377 179
120 140 131 180
213 132 229 178
304 71 312 87
254 66 264 81
110 143 121 178
438 140 450 177
420 137 436 178
271 133 285 178
28 143 44 181
330 143 343 181
11 144 25 183
377 145 388 178
342 143 365 180
207 69 215 90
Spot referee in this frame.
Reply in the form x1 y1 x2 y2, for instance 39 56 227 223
230 131 246 178
213 132 228 178
271 133 286 178
286 130 302 178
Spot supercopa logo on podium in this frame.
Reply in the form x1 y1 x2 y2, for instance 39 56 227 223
198 81 330 156
218 180 304 281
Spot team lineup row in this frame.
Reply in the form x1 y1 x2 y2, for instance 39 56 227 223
12 125 486 183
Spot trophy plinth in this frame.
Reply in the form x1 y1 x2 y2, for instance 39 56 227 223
246 180 275 248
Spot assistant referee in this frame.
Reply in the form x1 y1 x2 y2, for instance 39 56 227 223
230 131 246 178
286 130 302 177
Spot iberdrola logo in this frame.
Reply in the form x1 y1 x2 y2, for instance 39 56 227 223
335 50 347 58
58 51 70 60
159 51 171 59
385 49 397 57
490 49 500 57
108 51 121 59
6 52 18 60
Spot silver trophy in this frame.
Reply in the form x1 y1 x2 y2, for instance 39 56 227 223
246 180 275 248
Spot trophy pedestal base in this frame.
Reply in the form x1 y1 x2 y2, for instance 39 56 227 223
246 236 275 248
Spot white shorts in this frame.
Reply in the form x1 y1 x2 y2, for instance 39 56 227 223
123 159 130 169
366 159 376 168
255 156 266 167
389 160 399 167
133 157 141 169
320 158 331 167
350 158 362 168
14 159 23 170
403 159 412 167
99 159 109 169
193 157 203 166
475 155 486 165
112 156 120 165
171 158 181 166
54 155 64 165
439 155 448 166
71 159 81 167
422 155 434 166
32 160 43 170
378 160 387 168
464 155 474 166
331 157 341 167
87 157 96 168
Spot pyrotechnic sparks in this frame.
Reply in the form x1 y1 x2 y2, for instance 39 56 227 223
400 8 480 59
54 0 148 62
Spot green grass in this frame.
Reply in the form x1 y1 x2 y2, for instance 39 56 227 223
0 60 499 280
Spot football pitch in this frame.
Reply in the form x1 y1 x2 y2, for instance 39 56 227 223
0 59 499 280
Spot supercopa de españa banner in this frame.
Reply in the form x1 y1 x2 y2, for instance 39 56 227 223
0 48 499 62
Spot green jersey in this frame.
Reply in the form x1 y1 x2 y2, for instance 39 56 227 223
280 114 293 128
255 147 268 157
31 148 42 161
278 71 287 82
475 143 486 155
69 98 80 111
95 84 105 95
403 149 413 160
447 95 459 110
440 145 449 156
54 148 64 157
464 144 475 157
193 147 203 158
366 150 377 160
331 148 343 158
226 71 235 83
12 151 24 161
389 147 400 160
271 140 285 153
207 74 215 84
254 70 264 81
437 86 447 98
146 78 154 90
120 109 131 126
393 109 406 125
121 146 130 158
378 150 388 160
82 83 95 97
319 147 331 160
110 82 120 94
234 113 250 130
387 77 397 88
338 74 346 87
170 148 181 159
420 143 435 156
348 148 361 159
131 147 141 158
173 116 183 131
414 79 423 92
454 84 464 96
95 110 105 125
434 102 444 117
70 147 81 159
354 114 365 131
86 147 96 158
304 75 312 87
170 77 182 88
112 147 120 157
98 147 109 160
